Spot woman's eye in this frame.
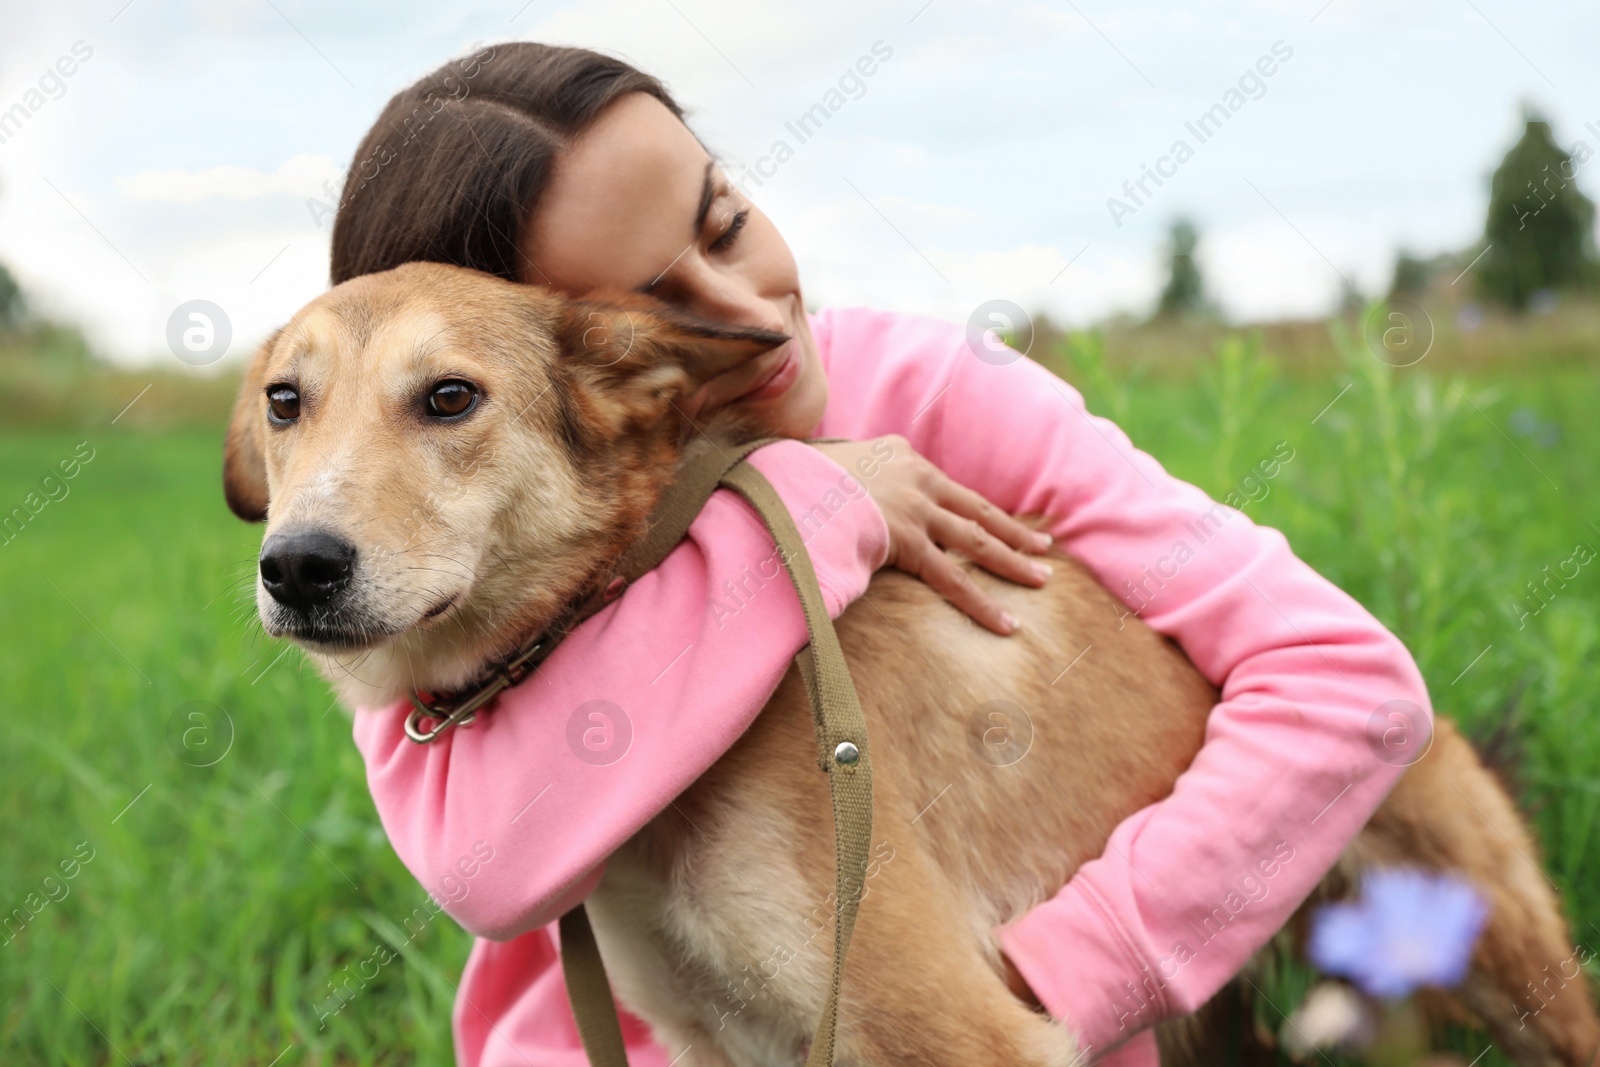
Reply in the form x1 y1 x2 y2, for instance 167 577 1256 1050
710 208 747 252
426 380 479 419
266 385 300 424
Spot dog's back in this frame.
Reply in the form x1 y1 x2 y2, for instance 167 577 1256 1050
588 555 1599 1067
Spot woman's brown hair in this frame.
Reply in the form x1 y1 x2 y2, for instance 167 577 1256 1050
329 42 683 285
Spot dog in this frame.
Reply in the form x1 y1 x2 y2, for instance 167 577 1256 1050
225 262 1599 1066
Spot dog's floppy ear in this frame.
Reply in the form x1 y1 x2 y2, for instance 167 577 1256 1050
222 330 280 522
556 293 788 437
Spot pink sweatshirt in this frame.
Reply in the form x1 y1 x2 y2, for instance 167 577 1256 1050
352 306 1432 1067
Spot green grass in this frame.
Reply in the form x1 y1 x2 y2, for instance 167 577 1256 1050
0 428 471 1065
1 321 1597 1065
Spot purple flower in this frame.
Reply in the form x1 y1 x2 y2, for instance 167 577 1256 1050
1309 869 1489 998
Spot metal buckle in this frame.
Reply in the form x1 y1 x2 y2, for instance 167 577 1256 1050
404 693 481 744
501 635 550 676
402 636 552 744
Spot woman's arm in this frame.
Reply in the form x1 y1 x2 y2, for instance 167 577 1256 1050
814 308 1432 1054
353 439 889 940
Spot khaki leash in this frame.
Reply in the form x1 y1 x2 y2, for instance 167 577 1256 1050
563 440 875 1067
408 438 874 1067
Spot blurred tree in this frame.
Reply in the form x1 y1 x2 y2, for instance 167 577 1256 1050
0 262 24 333
1390 251 1433 298
1155 217 1209 319
1478 110 1597 309
1336 274 1365 318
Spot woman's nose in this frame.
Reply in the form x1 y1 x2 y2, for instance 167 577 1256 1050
678 258 786 333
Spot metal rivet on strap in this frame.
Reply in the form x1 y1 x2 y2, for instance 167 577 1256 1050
833 740 860 766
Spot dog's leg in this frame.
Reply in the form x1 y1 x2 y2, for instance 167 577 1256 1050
1345 719 1600 1066
825 846 1085 1067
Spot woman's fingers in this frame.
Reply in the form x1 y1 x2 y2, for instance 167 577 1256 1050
811 435 1054 636
928 509 1052 589
906 538 1019 636
936 478 1053 554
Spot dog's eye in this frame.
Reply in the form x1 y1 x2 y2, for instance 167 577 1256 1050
266 385 300 424
427 380 479 419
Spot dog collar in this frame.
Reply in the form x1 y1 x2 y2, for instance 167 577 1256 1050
404 633 553 743
403 578 621 744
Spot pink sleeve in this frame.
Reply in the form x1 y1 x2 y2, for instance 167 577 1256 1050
351 439 888 941
815 308 1432 1054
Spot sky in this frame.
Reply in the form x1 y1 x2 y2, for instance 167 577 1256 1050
1 0 1597 367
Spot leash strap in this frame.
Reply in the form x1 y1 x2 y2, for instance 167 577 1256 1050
559 906 631 1065
560 438 875 1067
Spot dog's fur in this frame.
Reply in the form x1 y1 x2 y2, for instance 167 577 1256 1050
227 262 1600 1066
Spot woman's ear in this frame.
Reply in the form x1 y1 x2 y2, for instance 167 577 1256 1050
222 331 280 522
556 292 788 438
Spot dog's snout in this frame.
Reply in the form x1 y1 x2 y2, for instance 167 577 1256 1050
259 530 357 612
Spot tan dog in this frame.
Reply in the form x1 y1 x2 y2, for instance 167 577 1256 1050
225 262 1599 1067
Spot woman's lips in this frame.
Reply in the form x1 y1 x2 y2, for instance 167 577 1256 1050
738 340 800 403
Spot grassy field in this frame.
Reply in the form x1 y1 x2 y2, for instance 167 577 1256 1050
1 319 1596 1065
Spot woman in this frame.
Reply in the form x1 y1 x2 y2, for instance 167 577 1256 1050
332 42 1431 1066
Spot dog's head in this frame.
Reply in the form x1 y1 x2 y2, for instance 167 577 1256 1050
224 262 786 705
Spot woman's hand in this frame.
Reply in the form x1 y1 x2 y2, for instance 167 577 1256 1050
813 436 1053 635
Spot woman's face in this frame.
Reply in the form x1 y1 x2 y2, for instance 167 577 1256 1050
520 92 828 438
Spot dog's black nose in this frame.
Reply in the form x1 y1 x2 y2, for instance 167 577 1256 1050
259 530 356 612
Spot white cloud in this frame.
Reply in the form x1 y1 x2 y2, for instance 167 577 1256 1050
114 153 342 203
0 0 1596 363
